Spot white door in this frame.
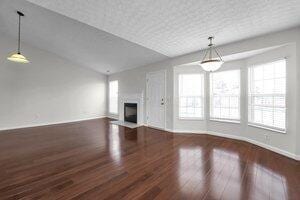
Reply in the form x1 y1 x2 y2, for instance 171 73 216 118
146 70 166 129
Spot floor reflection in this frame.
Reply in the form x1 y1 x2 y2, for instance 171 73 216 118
108 124 122 164
177 146 205 198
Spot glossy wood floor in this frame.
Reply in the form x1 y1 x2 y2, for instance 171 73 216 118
0 118 299 200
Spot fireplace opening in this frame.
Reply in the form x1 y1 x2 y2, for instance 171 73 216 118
124 103 137 123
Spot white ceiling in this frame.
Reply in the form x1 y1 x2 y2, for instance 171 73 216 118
0 0 168 74
27 0 300 57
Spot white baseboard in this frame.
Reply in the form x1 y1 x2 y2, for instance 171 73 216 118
169 129 299 161
170 129 206 134
245 137 299 161
1 121 298 161
107 115 119 120
0 116 107 131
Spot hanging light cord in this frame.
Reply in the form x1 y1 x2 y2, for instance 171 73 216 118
17 12 21 54
201 36 223 62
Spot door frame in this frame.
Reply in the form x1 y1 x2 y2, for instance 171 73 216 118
146 70 167 130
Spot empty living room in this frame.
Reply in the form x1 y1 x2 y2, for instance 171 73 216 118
0 0 300 199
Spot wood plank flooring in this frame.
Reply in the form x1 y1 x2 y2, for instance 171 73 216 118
0 118 299 199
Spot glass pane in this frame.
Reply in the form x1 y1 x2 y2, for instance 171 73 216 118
274 108 285 129
249 60 286 130
212 108 220 118
180 97 187 107
262 107 273 126
221 108 229 118
221 97 230 107
253 80 263 94
187 98 194 107
194 97 201 107
230 108 239 119
109 81 118 113
210 70 240 120
187 107 194 114
274 96 285 107
178 73 204 118
213 96 221 108
253 107 262 123
274 60 286 78
254 96 263 105
230 96 238 108
253 67 263 80
262 96 273 107
263 80 274 93
263 64 274 79
274 78 285 94
194 108 202 118
179 107 187 116
179 74 203 96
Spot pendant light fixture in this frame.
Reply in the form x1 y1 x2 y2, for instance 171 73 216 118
7 11 29 64
200 36 223 72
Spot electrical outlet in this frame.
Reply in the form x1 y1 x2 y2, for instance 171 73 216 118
264 134 270 143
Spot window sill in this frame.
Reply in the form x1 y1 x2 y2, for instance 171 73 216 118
178 117 205 121
209 118 240 124
248 123 286 134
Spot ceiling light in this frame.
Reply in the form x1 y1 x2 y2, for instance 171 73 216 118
200 37 223 72
7 11 29 64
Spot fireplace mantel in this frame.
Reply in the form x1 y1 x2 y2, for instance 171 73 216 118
118 92 144 125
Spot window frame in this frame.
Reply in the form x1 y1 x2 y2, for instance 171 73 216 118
109 80 119 115
209 69 241 122
177 72 205 120
247 59 287 133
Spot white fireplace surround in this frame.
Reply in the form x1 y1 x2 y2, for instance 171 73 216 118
118 93 144 125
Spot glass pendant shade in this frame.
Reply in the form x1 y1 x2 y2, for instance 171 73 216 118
7 53 29 63
200 59 223 72
200 37 223 72
7 11 29 64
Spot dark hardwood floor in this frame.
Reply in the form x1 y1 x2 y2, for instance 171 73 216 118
0 118 299 200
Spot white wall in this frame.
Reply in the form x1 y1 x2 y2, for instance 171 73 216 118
108 27 300 159
0 33 107 130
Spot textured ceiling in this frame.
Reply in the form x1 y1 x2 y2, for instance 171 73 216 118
27 0 300 57
0 0 167 74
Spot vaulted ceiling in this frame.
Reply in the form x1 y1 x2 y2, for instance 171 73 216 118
1 0 300 74
27 0 300 57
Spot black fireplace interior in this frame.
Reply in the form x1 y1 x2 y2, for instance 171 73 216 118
124 103 137 123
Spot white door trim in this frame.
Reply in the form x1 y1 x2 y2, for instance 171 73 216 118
146 70 167 130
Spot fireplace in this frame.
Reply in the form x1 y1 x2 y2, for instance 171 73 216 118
124 103 137 123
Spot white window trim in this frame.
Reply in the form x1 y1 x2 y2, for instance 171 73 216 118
247 59 287 133
209 118 241 124
177 72 205 120
209 69 241 122
248 122 286 134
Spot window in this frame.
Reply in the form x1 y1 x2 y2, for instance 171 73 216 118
178 74 204 119
109 80 118 114
248 59 286 132
210 70 240 121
